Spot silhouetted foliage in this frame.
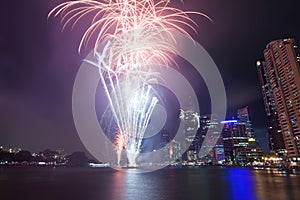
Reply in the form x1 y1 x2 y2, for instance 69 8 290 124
66 152 89 167
14 150 32 162
0 151 14 162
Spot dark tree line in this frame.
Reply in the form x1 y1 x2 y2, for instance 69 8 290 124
0 150 32 162
0 149 92 167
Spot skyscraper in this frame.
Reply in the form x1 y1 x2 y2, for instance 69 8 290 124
257 60 285 155
180 109 200 161
198 114 224 164
237 106 254 138
258 38 300 158
221 120 248 162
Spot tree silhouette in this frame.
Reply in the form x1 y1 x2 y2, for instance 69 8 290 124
14 150 32 162
66 152 89 167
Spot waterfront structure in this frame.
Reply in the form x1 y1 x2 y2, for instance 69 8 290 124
160 129 171 148
257 38 300 158
198 114 224 164
235 138 264 163
160 129 172 162
257 60 286 156
169 139 181 162
221 120 248 162
180 109 200 161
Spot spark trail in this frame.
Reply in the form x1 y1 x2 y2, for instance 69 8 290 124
50 0 210 167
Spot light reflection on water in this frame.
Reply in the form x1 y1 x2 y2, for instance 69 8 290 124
226 168 257 200
253 168 300 200
0 167 299 200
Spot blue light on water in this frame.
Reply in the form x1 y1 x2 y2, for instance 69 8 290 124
227 168 257 200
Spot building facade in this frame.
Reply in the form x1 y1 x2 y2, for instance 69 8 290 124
259 38 300 158
221 120 248 162
198 114 224 164
237 106 254 138
180 109 200 161
235 138 264 163
257 60 286 155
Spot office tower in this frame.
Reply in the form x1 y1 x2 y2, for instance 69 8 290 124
258 38 300 158
257 60 286 155
160 129 171 161
235 138 264 163
221 120 248 162
169 139 181 161
179 109 200 161
198 114 224 164
237 106 254 138
160 129 170 147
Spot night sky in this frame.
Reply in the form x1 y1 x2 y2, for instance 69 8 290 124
1 0 300 154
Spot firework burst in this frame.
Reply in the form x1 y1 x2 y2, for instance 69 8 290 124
50 0 209 167
49 0 211 52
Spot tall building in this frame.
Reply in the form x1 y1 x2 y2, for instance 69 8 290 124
160 129 171 162
198 114 224 164
258 38 300 158
221 120 248 162
169 139 181 162
235 138 264 163
257 60 286 155
160 129 170 148
179 109 200 161
237 106 254 138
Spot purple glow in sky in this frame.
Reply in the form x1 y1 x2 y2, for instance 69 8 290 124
1 0 300 154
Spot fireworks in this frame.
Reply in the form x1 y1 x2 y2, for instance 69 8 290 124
114 131 127 165
50 0 209 167
115 131 127 150
49 0 210 53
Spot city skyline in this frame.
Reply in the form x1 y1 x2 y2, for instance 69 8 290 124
1 0 300 155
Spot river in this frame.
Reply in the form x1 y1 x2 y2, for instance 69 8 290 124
0 166 299 200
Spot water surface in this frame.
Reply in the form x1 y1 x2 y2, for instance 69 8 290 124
0 167 299 200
